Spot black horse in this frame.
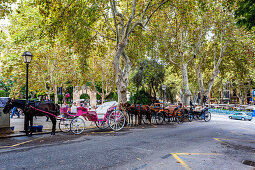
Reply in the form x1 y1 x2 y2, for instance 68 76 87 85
3 99 60 136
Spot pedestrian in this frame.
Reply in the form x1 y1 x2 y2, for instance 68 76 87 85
71 102 77 114
62 101 69 118
45 96 51 121
10 97 20 118
45 96 51 102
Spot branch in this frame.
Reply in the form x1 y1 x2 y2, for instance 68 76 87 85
110 0 119 44
144 0 170 26
125 0 137 37
141 0 152 21
97 2 116 33
95 30 115 41
162 38 178 65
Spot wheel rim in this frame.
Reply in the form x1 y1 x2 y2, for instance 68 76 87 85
95 120 109 130
108 110 125 131
59 119 71 132
188 113 193 121
71 117 85 134
156 113 164 124
204 112 211 122
151 114 157 124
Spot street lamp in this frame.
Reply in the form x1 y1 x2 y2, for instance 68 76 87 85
22 51 33 104
162 84 166 108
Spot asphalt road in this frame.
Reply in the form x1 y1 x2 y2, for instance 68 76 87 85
0 114 255 170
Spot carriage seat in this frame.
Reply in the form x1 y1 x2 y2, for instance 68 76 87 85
194 106 202 112
71 106 77 114
165 105 178 112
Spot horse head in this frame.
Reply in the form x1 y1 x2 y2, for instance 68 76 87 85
3 98 13 114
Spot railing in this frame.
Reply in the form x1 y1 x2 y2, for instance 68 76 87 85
209 109 254 116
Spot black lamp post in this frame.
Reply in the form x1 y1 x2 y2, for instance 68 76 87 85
22 51 33 104
162 84 166 108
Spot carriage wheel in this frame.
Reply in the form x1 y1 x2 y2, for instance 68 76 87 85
156 112 164 125
59 119 72 132
108 110 125 131
95 120 109 130
70 117 85 134
177 115 184 124
204 111 211 122
165 116 171 124
151 113 157 124
188 113 193 122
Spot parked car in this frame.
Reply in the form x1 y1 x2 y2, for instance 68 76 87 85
229 112 252 121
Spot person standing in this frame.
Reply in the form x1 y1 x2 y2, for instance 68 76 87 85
10 97 20 118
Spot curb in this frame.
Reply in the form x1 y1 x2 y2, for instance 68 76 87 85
0 126 98 139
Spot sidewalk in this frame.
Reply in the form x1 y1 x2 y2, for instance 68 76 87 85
0 115 96 138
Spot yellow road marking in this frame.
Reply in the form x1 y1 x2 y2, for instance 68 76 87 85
214 137 255 142
0 137 43 149
177 153 222 156
213 138 230 146
171 153 222 170
171 153 191 170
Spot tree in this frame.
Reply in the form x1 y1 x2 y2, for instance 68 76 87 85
235 0 255 30
97 0 169 111
154 0 200 105
0 1 81 102
0 0 17 19
85 41 115 104
132 59 165 98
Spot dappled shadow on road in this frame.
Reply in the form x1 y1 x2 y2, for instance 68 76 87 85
0 123 180 150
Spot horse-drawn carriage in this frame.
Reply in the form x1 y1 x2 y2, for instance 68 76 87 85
59 101 126 134
188 103 211 122
153 104 185 124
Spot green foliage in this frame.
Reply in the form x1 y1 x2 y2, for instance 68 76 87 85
0 0 17 19
132 59 165 97
129 89 152 105
80 93 90 100
0 90 7 97
106 92 118 101
235 0 255 30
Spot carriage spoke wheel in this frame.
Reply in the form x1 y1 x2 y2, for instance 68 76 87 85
108 110 125 131
151 113 157 124
204 111 211 122
70 117 85 134
188 113 193 122
59 119 72 132
95 120 109 130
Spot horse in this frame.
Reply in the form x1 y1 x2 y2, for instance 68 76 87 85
127 104 152 126
3 99 60 136
127 104 141 126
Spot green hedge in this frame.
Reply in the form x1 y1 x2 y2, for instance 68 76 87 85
0 90 7 97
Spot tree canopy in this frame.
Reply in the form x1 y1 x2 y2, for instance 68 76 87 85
0 0 254 105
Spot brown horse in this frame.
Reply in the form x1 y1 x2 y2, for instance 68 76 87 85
3 99 60 136
127 104 152 126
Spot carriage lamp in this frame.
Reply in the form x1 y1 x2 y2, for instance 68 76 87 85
22 51 33 104
162 84 166 108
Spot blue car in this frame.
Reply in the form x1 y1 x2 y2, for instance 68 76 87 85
229 112 252 121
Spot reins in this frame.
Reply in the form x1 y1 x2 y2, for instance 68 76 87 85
29 105 65 120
